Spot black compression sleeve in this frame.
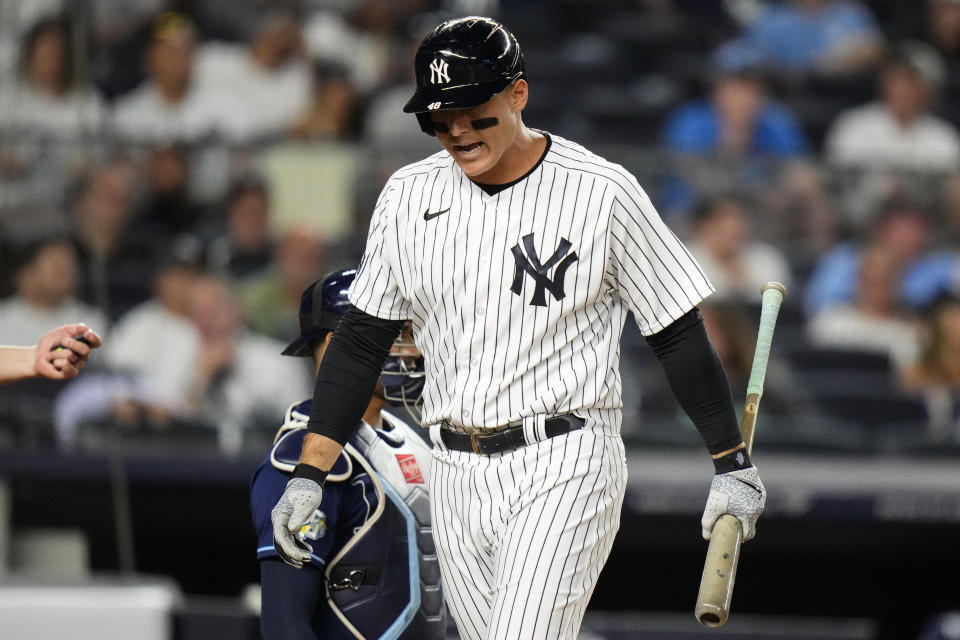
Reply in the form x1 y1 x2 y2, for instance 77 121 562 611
306 306 404 444
644 308 743 455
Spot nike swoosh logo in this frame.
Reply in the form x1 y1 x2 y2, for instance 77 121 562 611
423 207 450 221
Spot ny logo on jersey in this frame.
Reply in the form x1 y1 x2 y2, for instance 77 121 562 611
429 58 450 84
510 233 579 307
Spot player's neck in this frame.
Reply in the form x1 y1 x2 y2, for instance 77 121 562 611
472 126 547 188
362 397 385 428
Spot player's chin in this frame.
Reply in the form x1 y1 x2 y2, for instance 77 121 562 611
452 145 494 175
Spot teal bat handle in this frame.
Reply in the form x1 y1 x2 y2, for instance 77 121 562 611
745 282 787 399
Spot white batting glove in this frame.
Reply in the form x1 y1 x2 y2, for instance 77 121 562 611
701 450 766 542
271 477 323 569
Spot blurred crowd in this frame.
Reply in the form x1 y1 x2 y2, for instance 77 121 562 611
2 0 960 457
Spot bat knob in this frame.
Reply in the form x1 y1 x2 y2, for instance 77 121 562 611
695 515 742 628
696 603 728 628
761 281 787 298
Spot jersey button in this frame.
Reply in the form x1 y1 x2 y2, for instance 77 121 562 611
476 306 485 316
462 410 471 420
470 358 480 368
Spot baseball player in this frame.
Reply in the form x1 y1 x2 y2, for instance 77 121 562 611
251 269 446 640
272 16 766 640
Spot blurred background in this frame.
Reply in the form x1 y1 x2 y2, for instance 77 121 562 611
0 0 959 638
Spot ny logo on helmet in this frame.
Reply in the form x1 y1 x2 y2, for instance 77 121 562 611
510 233 579 307
429 58 450 84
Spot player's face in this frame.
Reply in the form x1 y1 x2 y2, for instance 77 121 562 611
429 81 527 183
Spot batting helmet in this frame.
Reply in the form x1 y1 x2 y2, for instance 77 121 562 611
403 16 525 135
281 268 356 356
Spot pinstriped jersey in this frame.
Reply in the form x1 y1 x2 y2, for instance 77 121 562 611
349 133 714 431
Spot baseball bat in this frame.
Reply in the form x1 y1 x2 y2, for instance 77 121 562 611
694 281 787 628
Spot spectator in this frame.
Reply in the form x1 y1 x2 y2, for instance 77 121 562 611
825 41 960 172
804 198 958 315
0 15 105 138
184 0 289 44
0 1 65 86
661 46 830 245
0 235 108 347
0 14 105 212
131 144 207 241
303 0 411 95
663 47 810 159
111 12 225 144
185 274 313 453
287 61 360 140
100 251 205 427
70 158 156 321
722 0 884 78
925 0 960 72
204 177 276 282
55 270 313 453
88 0 177 100
237 225 326 341
922 0 960 126
684 195 793 303
194 11 311 143
807 245 920 369
901 293 960 443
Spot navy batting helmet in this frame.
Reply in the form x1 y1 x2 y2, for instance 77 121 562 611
281 268 356 356
403 16 525 135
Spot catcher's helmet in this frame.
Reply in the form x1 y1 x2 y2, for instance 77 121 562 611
281 268 356 356
282 268 426 413
381 325 425 412
404 16 525 135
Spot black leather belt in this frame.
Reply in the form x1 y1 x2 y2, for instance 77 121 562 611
440 414 585 455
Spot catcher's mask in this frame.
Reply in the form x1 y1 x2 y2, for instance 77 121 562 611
381 322 425 418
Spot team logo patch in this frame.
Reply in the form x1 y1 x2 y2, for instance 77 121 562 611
510 233 579 306
429 58 450 84
395 454 425 484
300 508 327 540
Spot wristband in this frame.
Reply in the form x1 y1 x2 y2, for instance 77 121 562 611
712 447 752 474
292 463 329 485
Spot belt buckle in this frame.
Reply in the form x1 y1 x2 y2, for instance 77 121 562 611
330 569 365 591
470 433 481 454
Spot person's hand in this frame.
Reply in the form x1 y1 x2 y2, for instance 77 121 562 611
271 477 323 569
34 324 102 381
193 339 234 382
701 465 766 542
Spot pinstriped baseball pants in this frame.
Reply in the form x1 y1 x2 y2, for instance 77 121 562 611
428 429 627 640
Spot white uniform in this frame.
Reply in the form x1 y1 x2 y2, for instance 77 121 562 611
349 132 713 639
